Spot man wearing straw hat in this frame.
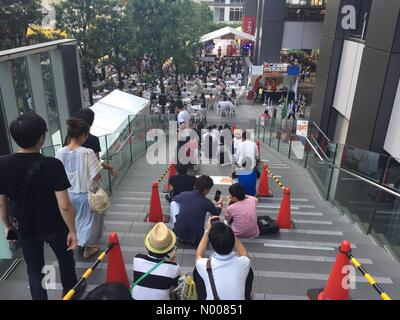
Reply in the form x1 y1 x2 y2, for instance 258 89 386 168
132 223 180 300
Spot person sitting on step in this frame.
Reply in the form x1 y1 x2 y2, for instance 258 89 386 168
132 223 180 300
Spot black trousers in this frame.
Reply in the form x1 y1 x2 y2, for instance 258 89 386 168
18 230 77 300
193 266 254 300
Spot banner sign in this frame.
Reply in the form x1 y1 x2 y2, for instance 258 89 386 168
296 120 309 138
263 63 289 77
242 16 257 35
287 65 301 76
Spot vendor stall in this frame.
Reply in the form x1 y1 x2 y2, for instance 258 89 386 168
200 27 256 57
90 90 150 157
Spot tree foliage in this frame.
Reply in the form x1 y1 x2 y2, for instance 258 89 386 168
54 0 111 105
126 0 214 76
0 0 44 50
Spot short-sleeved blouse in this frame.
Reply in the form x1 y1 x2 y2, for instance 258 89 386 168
56 147 101 194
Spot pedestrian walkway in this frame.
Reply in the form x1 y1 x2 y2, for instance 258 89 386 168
1 103 400 300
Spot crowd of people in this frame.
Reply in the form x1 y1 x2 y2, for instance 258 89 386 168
0 55 299 301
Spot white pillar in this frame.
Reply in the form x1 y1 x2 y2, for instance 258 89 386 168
26 54 52 148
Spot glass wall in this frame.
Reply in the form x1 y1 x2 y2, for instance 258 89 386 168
11 57 35 115
40 52 62 147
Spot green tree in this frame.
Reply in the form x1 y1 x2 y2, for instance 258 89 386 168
0 0 44 50
55 0 109 105
95 0 131 89
126 0 214 81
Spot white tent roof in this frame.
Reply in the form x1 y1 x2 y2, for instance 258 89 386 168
200 27 256 43
90 90 149 137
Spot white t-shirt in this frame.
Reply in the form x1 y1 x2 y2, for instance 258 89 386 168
196 252 251 300
177 110 190 139
237 140 258 169
177 110 190 127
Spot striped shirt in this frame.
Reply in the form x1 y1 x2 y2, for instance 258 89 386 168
132 254 180 300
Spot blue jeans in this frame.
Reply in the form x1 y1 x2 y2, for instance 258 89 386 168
18 230 77 300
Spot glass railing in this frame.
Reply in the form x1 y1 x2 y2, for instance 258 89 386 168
98 113 176 193
255 118 400 261
41 144 61 157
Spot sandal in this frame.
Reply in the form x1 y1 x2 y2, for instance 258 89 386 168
83 245 100 259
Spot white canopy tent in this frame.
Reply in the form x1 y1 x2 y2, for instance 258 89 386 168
90 90 149 155
200 27 256 57
200 27 256 43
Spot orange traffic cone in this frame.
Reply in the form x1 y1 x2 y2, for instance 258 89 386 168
107 232 130 289
276 188 292 229
256 140 261 159
164 163 176 193
257 164 273 197
147 182 165 223
307 241 352 300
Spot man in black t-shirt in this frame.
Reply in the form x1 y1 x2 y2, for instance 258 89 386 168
0 113 79 300
167 164 197 200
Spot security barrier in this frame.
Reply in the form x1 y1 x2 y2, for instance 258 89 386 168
267 168 286 191
308 241 392 300
347 251 392 300
157 165 171 184
62 243 114 300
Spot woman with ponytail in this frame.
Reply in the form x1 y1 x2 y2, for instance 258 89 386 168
56 118 103 259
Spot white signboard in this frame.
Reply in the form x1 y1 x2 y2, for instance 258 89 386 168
296 120 309 138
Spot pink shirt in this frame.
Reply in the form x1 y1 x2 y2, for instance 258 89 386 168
225 196 260 239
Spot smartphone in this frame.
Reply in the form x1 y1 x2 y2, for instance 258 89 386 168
214 190 222 202
6 230 18 241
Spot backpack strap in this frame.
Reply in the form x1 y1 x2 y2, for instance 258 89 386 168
206 258 220 301
12 156 43 234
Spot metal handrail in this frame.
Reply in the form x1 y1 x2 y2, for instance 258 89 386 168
310 122 331 143
306 139 400 199
104 129 137 160
306 138 324 161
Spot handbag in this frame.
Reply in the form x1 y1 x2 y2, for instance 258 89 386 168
84 151 110 216
206 258 220 300
172 273 198 301
257 215 280 235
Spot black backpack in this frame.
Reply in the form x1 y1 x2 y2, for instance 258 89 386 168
257 216 280 235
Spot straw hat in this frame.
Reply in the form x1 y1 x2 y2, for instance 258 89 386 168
144 223 176 255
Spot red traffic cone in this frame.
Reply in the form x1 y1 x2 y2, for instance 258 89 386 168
107 232 130 289
318 241 351 300
164 163 176 193
256 140 261 159
147 182 165 223
276 188 292 229
257 164 272 197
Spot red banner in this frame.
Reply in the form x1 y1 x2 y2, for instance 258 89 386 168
242 16 256 35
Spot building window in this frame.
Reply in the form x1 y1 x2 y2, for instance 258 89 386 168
214 0 225 5
214 7 225 22
229 7 243 22
230 0 243 4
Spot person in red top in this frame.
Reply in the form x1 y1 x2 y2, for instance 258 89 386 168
271 80 277 92
247 89 255 106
